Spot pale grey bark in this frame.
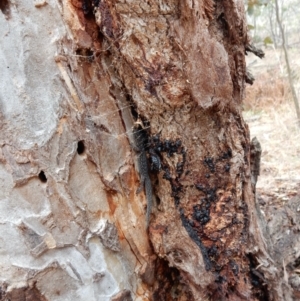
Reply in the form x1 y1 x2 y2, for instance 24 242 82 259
0 1 148 300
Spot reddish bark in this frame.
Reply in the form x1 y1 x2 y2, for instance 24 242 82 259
67 0 292 300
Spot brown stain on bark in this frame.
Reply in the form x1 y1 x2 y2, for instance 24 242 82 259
0 0 11 18
0 285 48 301
106 191 117 215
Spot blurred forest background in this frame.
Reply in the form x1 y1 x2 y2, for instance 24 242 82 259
243 0 300 206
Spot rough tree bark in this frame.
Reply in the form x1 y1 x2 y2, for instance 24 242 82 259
0 0 294 301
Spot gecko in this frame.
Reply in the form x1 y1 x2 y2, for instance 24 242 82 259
132 121 153 228
250 136 262 193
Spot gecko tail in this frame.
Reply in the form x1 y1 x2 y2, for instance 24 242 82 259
146 204 151 229
145 178 153 229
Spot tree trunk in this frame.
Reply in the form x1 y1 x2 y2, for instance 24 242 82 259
274 0 300 127
268 3 278 49
0 0 294 300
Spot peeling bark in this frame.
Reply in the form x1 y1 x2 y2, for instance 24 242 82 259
0 0 294 300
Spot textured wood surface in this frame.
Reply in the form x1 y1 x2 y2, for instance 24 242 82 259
0 0 294 300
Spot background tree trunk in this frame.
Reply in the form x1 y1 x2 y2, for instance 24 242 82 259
274 0 300 127
0 0 294 300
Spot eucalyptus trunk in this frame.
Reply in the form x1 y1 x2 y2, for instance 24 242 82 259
0 0 292 300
